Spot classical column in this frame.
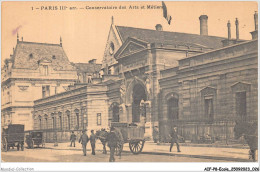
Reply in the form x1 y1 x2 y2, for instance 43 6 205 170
126 104 132 123
144 101 152 139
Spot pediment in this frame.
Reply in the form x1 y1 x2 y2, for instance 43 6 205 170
200 86 216 96
231 82 251 92
115 37 148 60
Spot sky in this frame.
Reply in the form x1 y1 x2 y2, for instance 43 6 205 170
1 1 258 66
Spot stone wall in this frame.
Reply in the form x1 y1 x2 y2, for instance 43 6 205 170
158 40 258 142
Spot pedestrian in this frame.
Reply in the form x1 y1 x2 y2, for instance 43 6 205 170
90 130 96 155
79 129 89 156
70 131 76 147
169 127 181 152
115 128 124 159
107 127 118 162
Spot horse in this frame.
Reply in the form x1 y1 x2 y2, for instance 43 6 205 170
96 128 124 157
234 121 258 161
96 128 109 154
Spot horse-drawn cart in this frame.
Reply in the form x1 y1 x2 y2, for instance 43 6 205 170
111 122 145 154
26 131 45 148
2 124 25 152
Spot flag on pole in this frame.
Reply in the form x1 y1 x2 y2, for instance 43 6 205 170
162 1 172 25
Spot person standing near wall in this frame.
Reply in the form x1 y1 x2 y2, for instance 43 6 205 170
90 130 96 155
79 129 89 156
107 127 118 162
169 127 181 152
70 131 76 147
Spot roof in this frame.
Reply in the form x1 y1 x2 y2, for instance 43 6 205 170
12 41 75 71
72 62 102 73
115 25 226 49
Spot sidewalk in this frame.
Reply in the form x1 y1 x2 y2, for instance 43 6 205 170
45 140 254 162
156 141 250 149
143 141 253 162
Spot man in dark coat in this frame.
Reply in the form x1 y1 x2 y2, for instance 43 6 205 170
90 130 96 155
107 127 118 162
169 127 181 152
70 131 76 147
79 129 89 156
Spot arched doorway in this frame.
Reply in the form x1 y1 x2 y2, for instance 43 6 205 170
167 97 179 121
132 83 147 123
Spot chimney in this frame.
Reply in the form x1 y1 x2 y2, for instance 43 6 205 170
155 24 163 31
227 20 231 40
254 11 258 31
251 11 258 40
235 18 239 40
60 36 62 47
199 15 208 36
17 33 19 43
89 59 97 64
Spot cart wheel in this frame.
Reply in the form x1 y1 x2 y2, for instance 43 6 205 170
129 140 145 154
17 144 20 151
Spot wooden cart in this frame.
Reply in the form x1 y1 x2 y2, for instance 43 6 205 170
2 124 25 152
26 131 45 148
111 122 145 154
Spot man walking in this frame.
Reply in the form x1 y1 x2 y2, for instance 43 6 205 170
115 128 124 159
79 129 89 156
107 127 118 162
90 130 96 155
169 127 181 152
70 131 76 147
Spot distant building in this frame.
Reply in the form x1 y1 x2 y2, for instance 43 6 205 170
72 59 102 84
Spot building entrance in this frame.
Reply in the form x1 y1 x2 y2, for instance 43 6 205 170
132 84 147 123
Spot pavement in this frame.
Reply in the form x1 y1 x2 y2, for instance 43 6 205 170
1 141 257 162
42 141 254 162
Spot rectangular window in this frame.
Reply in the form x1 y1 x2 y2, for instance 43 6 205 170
68 115 70 130
236 92 246 117
39 119 42 130
42 85 50 98
76 113 79 128
97 113 101 125
204 97 214 121
43 65 48 76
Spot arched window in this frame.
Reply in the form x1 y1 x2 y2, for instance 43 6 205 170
75 109 80 129
66 110 70 130
58 112 62 130
44 114 48 129
51 113 55 129
39 116 42 130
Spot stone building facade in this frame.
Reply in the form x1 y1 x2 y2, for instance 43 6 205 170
33 82 109 141
158 39 258 142
1 37 78 130
10 13 257 143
